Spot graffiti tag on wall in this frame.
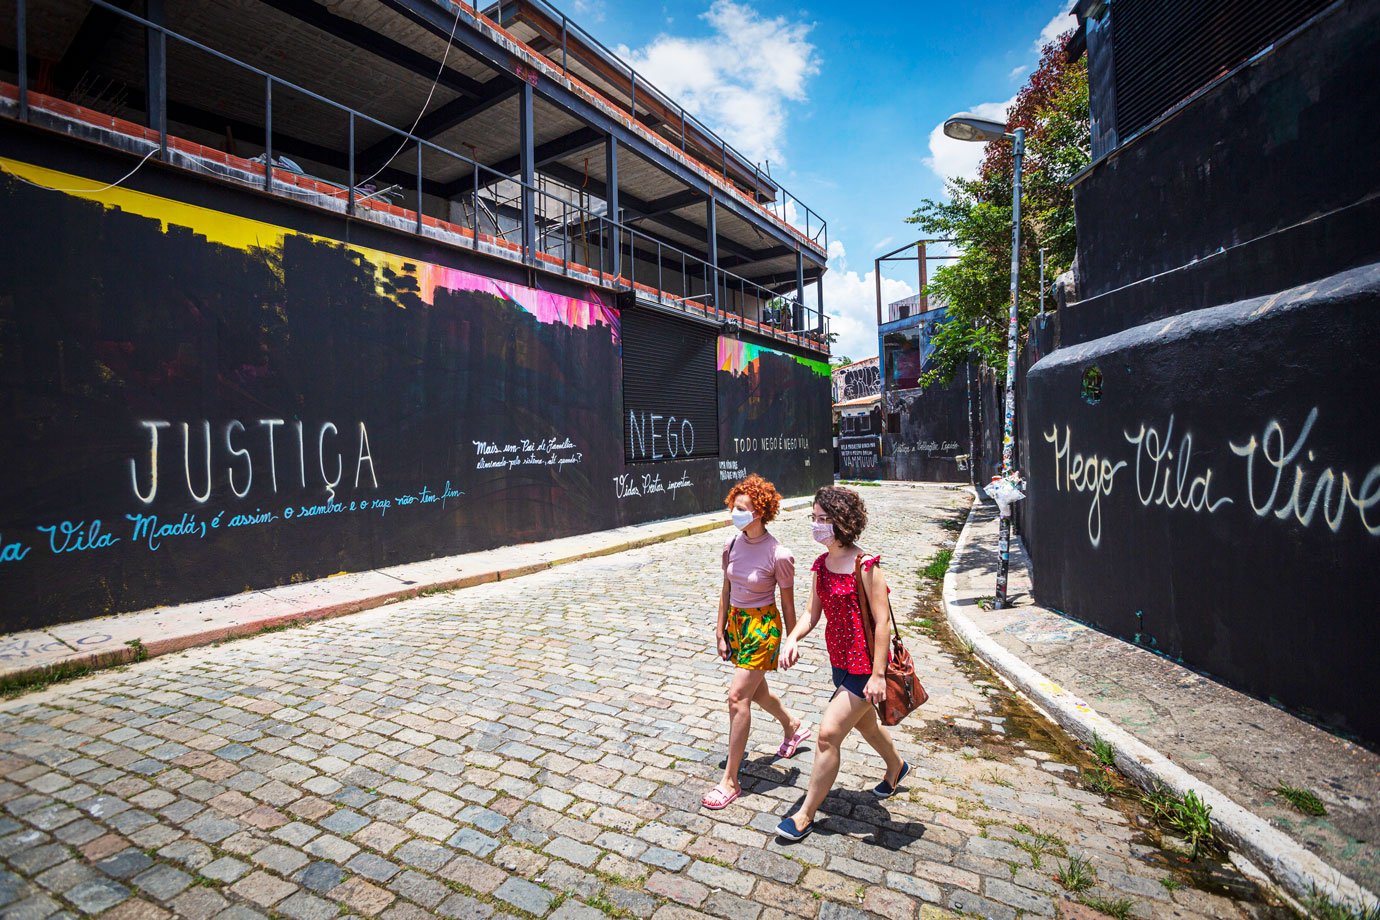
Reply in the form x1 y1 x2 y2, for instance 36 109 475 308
832 358 881 403
1046 408 1380 547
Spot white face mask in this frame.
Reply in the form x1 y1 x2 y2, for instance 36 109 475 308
730 508 755 530
812 522 835 546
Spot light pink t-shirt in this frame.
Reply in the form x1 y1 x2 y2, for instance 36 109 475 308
722 531 795 608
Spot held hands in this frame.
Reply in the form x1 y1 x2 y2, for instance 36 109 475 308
864 675 887 706
778 637 800 671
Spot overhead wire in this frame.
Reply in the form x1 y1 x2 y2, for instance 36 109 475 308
1 145 159 195
345 0 464 197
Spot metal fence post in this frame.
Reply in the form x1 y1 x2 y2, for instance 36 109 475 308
15 0 27 121
561 16 568 74
263 77 273 192
415 142 423 234
347 112 355 215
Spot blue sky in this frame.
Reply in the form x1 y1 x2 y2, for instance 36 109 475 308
566 0 1075 360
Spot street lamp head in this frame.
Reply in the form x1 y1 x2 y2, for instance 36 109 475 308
942 112 1011 143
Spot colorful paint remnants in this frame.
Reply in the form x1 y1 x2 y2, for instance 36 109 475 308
0 157 619 340
718 339 830 378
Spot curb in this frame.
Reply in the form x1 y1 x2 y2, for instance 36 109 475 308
2 499 810 694
941 492 1377 913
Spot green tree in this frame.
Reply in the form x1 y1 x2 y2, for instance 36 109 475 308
907 32 1089 386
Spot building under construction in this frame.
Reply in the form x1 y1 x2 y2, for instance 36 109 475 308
0 0 835 627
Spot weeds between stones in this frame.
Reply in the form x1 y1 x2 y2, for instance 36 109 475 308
1141 786 1218 859
1054 853 1097 893
1080 894 1135 919
920 549 954 580
1303 887 1380 920
1081 768 1119 797
1275 782 1327 816
1090 732 1116 768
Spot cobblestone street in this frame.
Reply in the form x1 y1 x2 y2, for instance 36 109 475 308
0 484 1281 920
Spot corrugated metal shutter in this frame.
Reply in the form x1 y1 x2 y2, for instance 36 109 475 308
622 307 720 462
1113 0 1333 141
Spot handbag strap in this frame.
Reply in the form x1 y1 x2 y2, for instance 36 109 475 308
855 555 901 657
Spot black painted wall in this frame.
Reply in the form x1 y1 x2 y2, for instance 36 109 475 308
881 383 971 483
1023 0 1380 743
1067 0 1380 345
1026 266 1380 741
0 131 831 629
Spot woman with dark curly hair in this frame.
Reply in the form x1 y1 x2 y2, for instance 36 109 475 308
774 485 908 839
703 474 810 810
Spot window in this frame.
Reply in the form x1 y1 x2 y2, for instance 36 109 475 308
883 311 949 391
622 308 720 462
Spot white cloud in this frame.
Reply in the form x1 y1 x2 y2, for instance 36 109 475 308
570 0 606 23
921 4 1075 185
1034 6 1077 53
619 1 818 165
822 240 915 361
923 97 1015 183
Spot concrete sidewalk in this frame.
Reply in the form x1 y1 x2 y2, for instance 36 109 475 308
943 498 1379 911
0 501 802 690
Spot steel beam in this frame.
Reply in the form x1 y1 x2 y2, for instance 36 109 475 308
440 125 603 197
145 0 165 141
358 76 517 175
379 0 821 260
518 81 536 261
52 0 136 91
605 135 620 277
261 0 492 99
707 196 719 308
623 188 701 223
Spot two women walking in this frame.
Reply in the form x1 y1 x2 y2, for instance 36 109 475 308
706 476 909 839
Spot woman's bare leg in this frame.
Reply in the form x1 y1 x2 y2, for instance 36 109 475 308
787 689 870 830
854 703 904 783
716 668 767 793
751 678 802 741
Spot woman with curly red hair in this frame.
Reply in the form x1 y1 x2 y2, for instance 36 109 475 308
774 485 907 840
703 473 810 810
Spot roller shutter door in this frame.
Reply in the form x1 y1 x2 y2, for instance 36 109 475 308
622 307 720 462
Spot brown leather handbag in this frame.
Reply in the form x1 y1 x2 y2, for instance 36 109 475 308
855 556 927 725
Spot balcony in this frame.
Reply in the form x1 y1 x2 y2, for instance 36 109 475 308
0 0 831 353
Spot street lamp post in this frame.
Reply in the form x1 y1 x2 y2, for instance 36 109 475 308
943 113 1025 610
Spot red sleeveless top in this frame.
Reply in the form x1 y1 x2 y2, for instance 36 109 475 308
812 553 883 675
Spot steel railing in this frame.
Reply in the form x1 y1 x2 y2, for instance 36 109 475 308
8 0 830 350
487 0 828 251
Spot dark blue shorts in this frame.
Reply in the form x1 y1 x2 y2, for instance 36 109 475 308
832 667 870 699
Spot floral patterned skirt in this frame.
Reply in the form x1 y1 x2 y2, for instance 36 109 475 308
727 604 782 671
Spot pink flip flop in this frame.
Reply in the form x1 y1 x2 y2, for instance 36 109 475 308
701 786 741 810
776 725 812 759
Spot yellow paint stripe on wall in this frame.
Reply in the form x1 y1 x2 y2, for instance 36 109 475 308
0 156 304 254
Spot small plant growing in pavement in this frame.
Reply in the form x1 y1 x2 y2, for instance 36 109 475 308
1159 877 1183 892
1303 887 1380 920
1275 782 1327 816
1054 853 1096 893
1080 895 1135 920
1090 732 1116 768
920 549 953 580
1081 768 1118 796
1141 785 1218 859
